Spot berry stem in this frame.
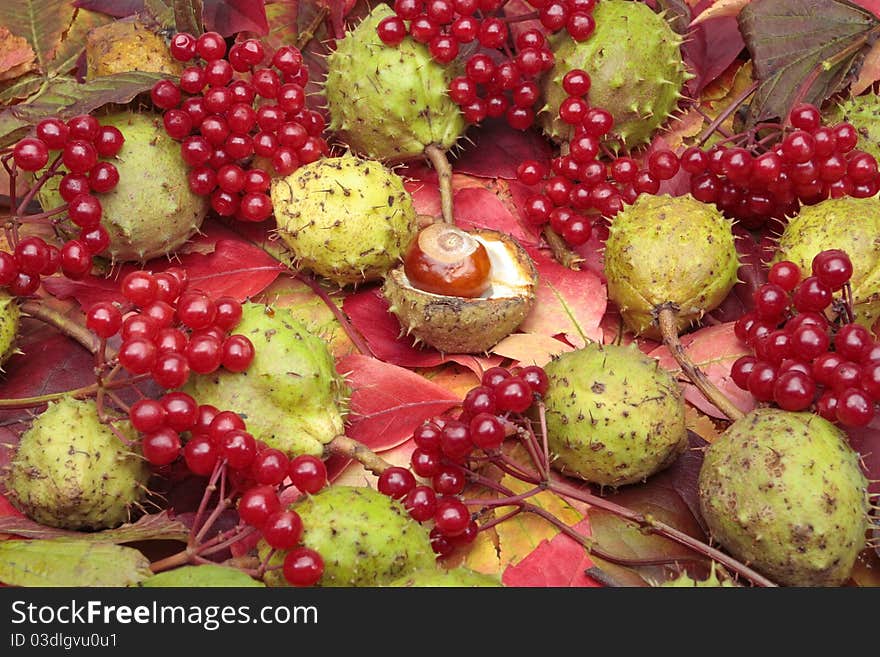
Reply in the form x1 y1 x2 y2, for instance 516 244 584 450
696 81 759 148
295 272 374 356
502 10 539 23
14 153 63 220
656 304 745 422
327 434 392 474
16 204 67 224
424 144 455 225
545 478 777 587
0 383 99 408
20 300 101 354
543 225 584 270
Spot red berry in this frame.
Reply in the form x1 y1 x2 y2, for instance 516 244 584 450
792 276 832 313
469 413 505 449
89 161 119 193
150 80 181 110
118 338 158 374
13 138 49 171
151 352 190 389
121 271 157 307
177 291 216 329
252 449 289 486
404 485 437 522
238 485 281 527
836 387 874 427
262 510 303 550
220 429 257 470
811 249 853 290
494 377 532 413
161 391 198 432
67 194 102 228
221 335 255 372
142 428 181 466
86 302 122 338
768 261 801 291
377 467 417 499
129 399 166 433
288 454 327 493
62 140 98 174
184 435 219 476
282 547 324 587
410 446 442 477
35 118 68 150
772 370 815 411
434 498 471 537
413 421 443 451
433 465 466 496
170 33 197 61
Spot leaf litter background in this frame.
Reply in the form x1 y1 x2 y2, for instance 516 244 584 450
0 0 878 586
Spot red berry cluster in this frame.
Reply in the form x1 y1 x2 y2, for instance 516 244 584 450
2 116 123 292
152 31 329 222
682 104 879 229
379 0 596 130
519 102 880 248
731 250 880 427
86 268 255 389
130 384 327 585
375 364 548 555
518 115 683 245
237 453 327 586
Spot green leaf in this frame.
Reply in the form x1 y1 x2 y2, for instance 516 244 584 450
0 0 76 73
739 0 880 125
0 511 189 544
0 539 152 586
141 564 265 587
173 0 204 36
0 70 169 147
48 7 114 77
0 72 45 104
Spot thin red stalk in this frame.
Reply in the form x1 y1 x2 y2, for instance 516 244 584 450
198 526 258 557
465 485 543 508
502 10 538 22
295 272 373 357
189 461 225 547
16 204 67 223
546 478 777 587
15 153 63 219
697 81 759 147
194 468 230 545
476 506 523 532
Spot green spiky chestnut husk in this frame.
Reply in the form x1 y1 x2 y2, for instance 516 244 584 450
826 94 880 162
543 342 687 487
324 4 465 162
773 196 880 332
698 408 869 587
261 486 435 587
183 303 347 457
0 291 19 366
387 567 502 587
38 111 207 262
4 397 149 530
604 193 739 339
540 0 690 148
382 229 538 353
271 153 418 286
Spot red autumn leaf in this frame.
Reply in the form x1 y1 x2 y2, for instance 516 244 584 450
0 493 25 541
685 1 746 94
453 119 553 180
648 322 756 418
43 221 285 309
336 354 460 451
342 287 502 374
454 184 541 248
502 519 602 587
201 0 269 35
846 417 880 495
709 227 767 323
519 249 607 347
